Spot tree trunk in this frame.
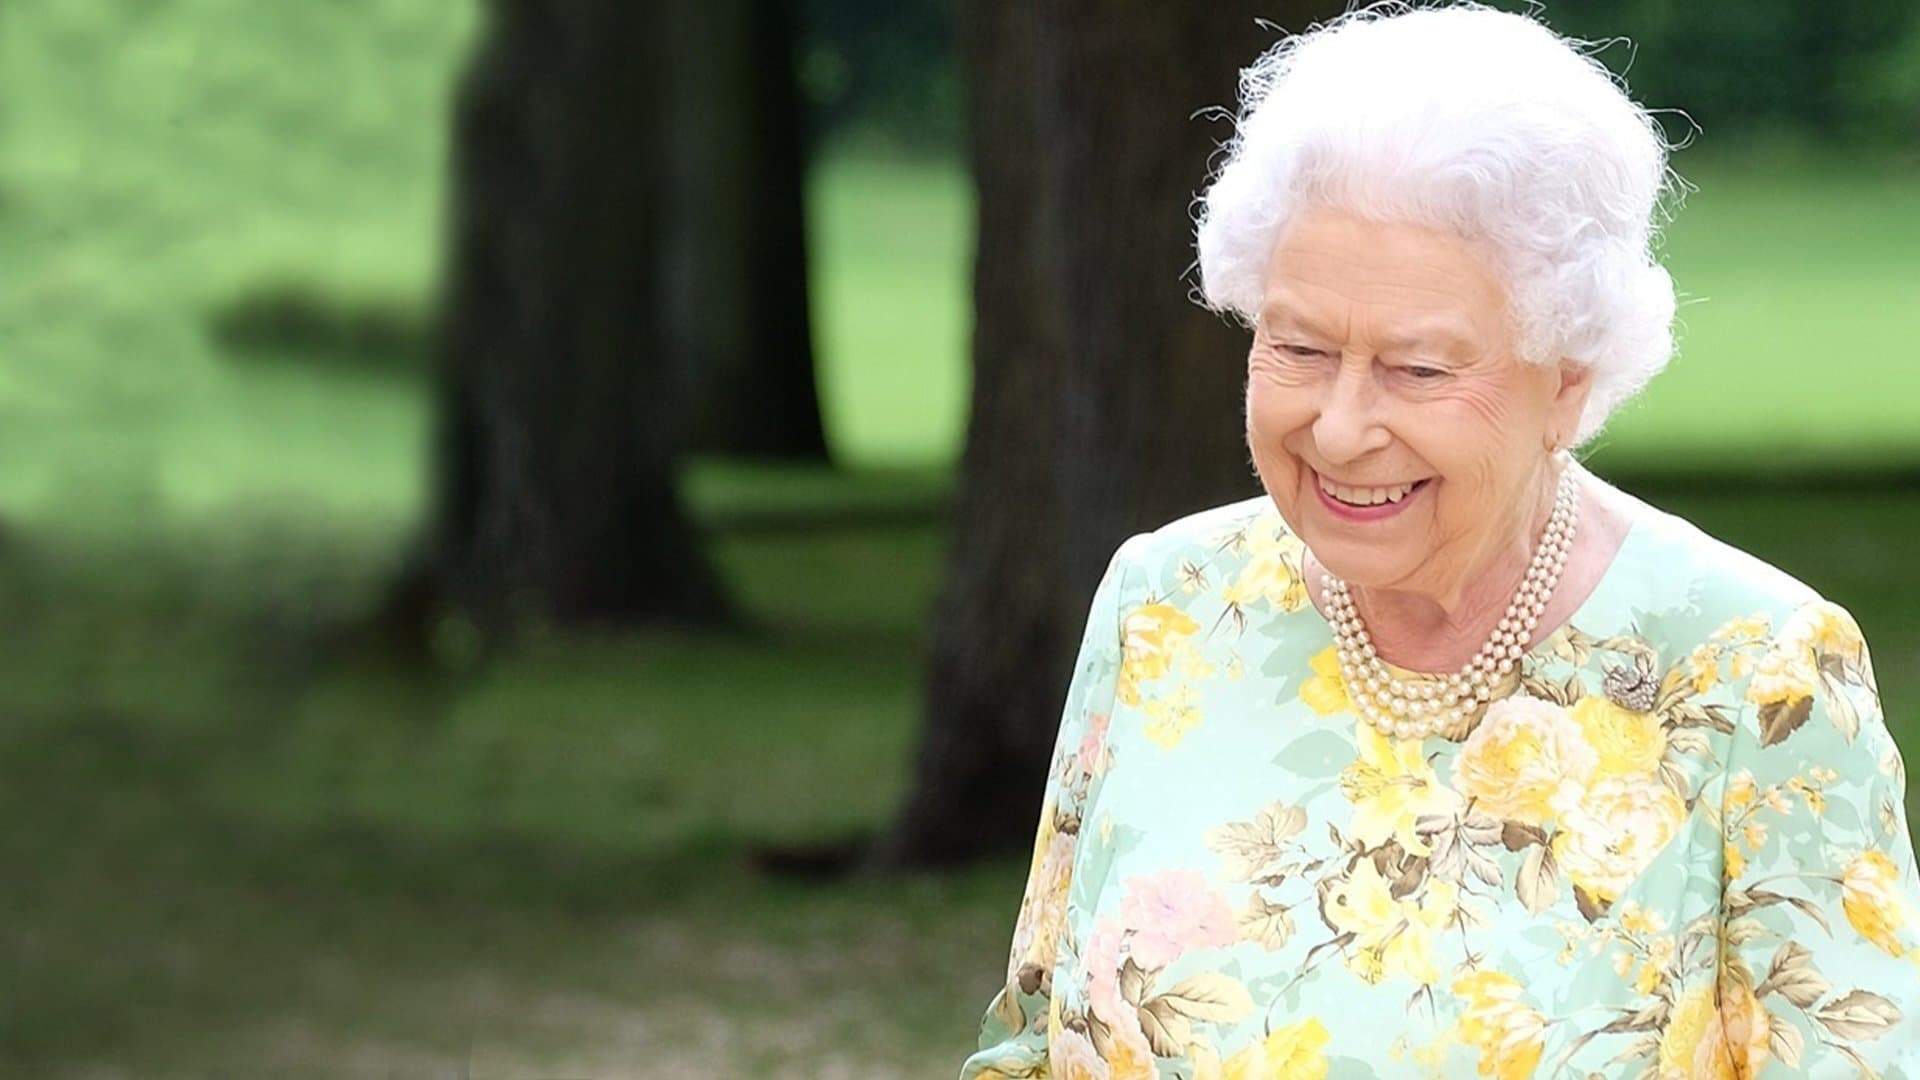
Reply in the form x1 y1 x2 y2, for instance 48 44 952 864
427 0 732 628
875 1 1348 866
671 0 831 461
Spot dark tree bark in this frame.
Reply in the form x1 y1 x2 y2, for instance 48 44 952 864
874 1 1349 866
426 0 731 628
670 0 831 461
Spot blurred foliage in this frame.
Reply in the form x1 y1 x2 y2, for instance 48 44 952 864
798 0 1920 153
0 0 473 526
1522 0 1920 144
799 0 961 154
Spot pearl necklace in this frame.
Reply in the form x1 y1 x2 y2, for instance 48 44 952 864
1321 467 1578 741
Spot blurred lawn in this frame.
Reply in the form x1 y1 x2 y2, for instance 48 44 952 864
1 1 1917 1074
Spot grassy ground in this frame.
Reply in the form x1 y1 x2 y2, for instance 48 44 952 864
3 1 1918 1075
0 503 1017 1077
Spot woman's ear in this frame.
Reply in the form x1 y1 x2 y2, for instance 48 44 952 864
1546 359 1595 449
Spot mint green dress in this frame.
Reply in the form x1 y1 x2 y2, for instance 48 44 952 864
960 480 1920 1079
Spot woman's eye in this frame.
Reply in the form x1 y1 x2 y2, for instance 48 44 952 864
1282 344 1326 358
1403 365 1449 379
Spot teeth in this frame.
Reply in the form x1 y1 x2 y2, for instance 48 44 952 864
1319 475 1420 506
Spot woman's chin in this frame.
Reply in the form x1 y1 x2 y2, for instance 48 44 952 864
1315 557 1404 588
1303 535 1422 586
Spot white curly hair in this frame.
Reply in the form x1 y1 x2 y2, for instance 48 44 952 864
1194 1 1694 445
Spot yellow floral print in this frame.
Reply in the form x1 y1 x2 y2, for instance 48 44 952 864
1789 599 1868 658
1725 770 1757 811
1844 849 1915 958
1453 693 1594 825
1551 776 1685 904
1218 1017 1329 1080
1339 725 1463 856
1120 602 1200 706
1324 858 1457 985
1298 646 1349 716
1743 600 1869 722
1688 613 1774 694
1450 970 1546 1079
1143 684 1203 749
1713 614 1773 643
1684 642 1721 694
1745 644 1818 709
1619 902 1665 935
1010 794 1075 976
1570 695 1666 779
963 501 1920 1080
1235 521 1312 613
1104 1036 1157 1080
1655 978 1767 1080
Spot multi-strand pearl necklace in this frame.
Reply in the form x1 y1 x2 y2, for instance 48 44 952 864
1321 467 1579 741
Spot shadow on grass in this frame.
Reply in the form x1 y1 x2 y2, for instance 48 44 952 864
207 279 428 379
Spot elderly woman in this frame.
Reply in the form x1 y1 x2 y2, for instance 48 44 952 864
959 4 1920 1078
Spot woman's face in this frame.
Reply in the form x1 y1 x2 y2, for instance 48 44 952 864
1245 205 1591 604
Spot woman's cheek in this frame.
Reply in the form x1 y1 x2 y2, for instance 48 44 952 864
1244 379 1289 449
1438 372 1522 434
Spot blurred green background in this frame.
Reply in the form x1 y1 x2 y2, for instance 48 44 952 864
1 0 1916 1075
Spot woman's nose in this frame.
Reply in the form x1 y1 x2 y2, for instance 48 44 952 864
1311 361 1391 465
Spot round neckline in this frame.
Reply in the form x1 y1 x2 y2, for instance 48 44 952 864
1309 470 1645 682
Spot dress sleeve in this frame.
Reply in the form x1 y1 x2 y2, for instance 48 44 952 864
957 536 1138 1080
1715 596 1920 1075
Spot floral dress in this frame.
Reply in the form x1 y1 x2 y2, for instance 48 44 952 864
959 483 1920 1079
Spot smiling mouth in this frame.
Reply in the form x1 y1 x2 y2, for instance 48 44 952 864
1315 472 1434 508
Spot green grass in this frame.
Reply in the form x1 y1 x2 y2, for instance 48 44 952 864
0 0 467 528
810 153 974 468
2 0 1919 1073
0 507 1019 1075
1588 154 1920 472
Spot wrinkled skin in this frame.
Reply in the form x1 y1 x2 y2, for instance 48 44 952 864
1245 205 1614 672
